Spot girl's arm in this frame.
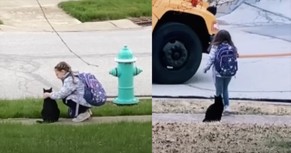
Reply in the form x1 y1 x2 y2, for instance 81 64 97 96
50 78 77 100
204 45 217 72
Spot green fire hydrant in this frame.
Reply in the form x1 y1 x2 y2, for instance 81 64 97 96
109 46 142 105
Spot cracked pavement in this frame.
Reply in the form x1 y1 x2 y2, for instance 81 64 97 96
0 0 151 99
0 28 151 99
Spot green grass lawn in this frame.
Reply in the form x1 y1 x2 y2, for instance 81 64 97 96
0 122 151 153
0 99 151 119
58 0 151 22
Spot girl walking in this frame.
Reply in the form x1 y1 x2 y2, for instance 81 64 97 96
204 29 239 113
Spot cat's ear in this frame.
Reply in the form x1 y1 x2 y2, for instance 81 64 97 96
43 88 45 92
49 87 52 91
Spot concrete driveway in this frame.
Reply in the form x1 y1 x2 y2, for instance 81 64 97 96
0 0 139 32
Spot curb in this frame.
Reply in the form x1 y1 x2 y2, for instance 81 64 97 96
0 19 143 32
152 95 291 103
0 115 152 125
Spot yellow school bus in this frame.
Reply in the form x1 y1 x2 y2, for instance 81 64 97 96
152 0 218 84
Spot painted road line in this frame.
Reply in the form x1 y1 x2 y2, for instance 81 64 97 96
239 52 291 58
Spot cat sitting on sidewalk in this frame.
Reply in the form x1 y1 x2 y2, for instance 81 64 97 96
203 95 224 122
36 88 60 123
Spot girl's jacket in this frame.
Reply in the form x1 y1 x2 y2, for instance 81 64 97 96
51 72 92 107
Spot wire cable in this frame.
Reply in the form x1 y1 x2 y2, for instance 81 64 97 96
36 0 98 67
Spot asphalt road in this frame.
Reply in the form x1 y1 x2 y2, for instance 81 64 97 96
0 27 151 99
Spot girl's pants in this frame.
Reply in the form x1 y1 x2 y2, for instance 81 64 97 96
62 99 90 118
215 76 232 106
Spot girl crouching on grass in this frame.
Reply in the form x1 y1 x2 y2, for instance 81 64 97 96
43 61 92 122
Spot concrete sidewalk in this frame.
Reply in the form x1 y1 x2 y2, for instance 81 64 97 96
1 115 152 125
0 0 141 32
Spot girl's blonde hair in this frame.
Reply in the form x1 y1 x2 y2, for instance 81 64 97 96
54 61 76 83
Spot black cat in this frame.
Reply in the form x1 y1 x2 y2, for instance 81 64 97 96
36 88 60 123
203 95 224 122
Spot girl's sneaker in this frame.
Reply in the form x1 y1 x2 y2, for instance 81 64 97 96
224 106 231 113
72 110 91 122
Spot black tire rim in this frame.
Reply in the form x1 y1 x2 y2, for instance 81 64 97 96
161 40 188 70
